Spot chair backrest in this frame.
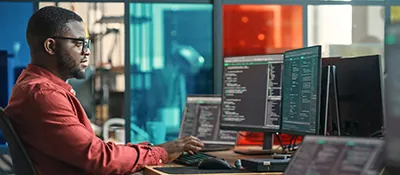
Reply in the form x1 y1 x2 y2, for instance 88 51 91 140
0 107 37 175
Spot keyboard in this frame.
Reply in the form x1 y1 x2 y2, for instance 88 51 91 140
173 152 216 166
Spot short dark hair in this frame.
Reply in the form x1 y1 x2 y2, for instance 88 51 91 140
26 6 83 51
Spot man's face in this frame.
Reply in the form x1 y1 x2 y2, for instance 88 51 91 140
55 21 90 79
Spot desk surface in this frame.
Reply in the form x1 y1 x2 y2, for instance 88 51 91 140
143 146 284 175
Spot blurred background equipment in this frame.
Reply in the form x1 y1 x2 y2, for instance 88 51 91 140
129 4 213 143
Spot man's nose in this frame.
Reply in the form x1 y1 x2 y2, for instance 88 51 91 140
83 48 90 56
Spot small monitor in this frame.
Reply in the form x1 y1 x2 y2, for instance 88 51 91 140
280 45 322 136
220 54 284 154
179 95 237 145
285 135 384 175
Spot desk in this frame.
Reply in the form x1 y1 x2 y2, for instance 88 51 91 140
143 146 284 175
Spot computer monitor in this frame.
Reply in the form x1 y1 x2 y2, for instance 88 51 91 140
220 54 283 154
284 135 384 175
280 45 322 136
323 55 383 137
179 95 237 147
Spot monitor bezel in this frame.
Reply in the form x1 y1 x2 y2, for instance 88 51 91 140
220 53 284 133
279 45 322 136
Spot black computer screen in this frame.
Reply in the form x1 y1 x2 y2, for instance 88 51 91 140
285 136 384 175
179 96 237 144
220 54 283 132
281 46 322 135
323 55 383 137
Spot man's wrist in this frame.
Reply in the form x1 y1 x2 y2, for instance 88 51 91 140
151 146 169 164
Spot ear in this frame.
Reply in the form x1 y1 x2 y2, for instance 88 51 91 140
43 38 56 55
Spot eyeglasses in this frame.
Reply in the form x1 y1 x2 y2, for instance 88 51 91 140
51 36 91 54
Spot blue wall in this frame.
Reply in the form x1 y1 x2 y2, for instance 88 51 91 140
0 2 32 67
0 2 33 107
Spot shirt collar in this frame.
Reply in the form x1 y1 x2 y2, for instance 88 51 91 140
25 64 73 93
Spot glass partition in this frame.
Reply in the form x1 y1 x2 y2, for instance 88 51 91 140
223 5 303 56
308 5 385 59
129 3 213 144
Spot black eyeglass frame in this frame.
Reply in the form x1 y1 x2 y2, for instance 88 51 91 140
50 36 91 54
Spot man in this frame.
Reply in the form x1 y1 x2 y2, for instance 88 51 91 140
4 6 204 175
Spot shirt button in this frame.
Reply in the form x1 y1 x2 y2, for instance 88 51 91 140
70 89 76 95
159 159 163 164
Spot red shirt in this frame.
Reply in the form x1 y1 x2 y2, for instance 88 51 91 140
4 64 168 175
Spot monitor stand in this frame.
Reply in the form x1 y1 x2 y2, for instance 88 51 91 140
383 165 400 175
233 132 283 155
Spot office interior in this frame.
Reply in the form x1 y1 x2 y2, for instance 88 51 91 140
1 0 400 174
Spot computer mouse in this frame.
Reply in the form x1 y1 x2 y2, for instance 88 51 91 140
198 158 232 170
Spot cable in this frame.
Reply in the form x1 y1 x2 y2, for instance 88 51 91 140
370 127 385 138
291 136 298 151
288 136 295 151
238 132 253 137
370 130 382 137
275 132 284 150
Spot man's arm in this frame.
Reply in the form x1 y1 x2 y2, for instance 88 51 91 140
18 89 167 174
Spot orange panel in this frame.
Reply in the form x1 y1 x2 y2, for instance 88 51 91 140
223 5 304 147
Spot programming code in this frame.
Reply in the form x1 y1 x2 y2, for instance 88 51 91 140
180 97 237 143
281 46 321 134
285 137 384 175
221 55 283 130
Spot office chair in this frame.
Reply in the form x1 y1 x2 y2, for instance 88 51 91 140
0 107 37 175
103 118 125 144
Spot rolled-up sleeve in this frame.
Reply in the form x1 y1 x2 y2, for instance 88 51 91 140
126 142 168 166
16 89 168 174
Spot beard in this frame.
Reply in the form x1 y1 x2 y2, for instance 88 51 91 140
55 49 85 80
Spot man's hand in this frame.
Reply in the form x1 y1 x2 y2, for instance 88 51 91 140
157 136 204 162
